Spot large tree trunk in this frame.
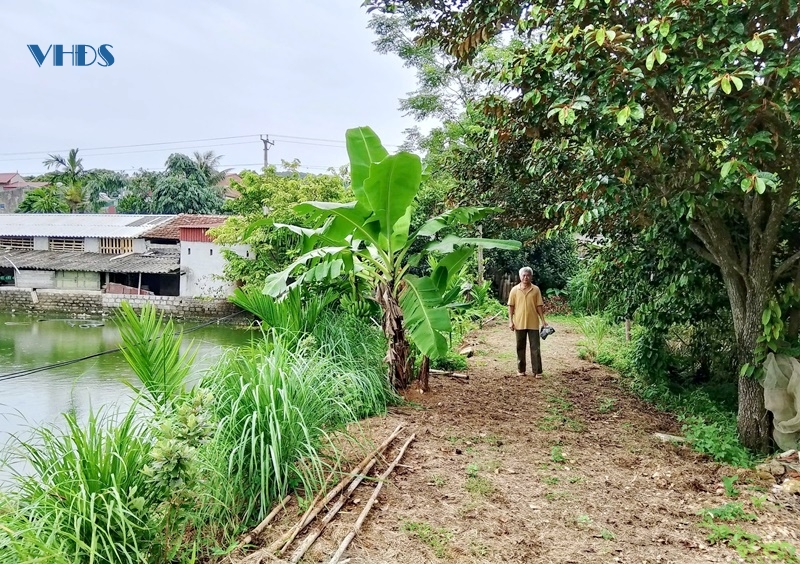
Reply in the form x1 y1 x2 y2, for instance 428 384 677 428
377 283 412 390
690 209 777 453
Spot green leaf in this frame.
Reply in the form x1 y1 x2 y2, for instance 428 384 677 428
596 28 606 46
262 246 348 297
721 160 734 178
730 75 743 91
362 152 421 253
721 76 732 94
762 308 772 325
754 176 766 194
616 106 631 126
399 275 451 359
346 127 389 208
295 201 377 246
697 35 704 49
741 177 753 192
424 235 521 253
646 51 655 71
659 21 670 37
431 246 473 293
417 206 501 238
655 48 667 65
746 36 764 54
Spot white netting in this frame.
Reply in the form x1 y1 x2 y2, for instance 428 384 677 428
763 353 800 451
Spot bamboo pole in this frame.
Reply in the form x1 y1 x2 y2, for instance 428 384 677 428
267 424 405 555
328 433 416 564
288 458 378 563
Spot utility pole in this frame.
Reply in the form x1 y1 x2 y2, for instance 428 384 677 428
260 134 275 168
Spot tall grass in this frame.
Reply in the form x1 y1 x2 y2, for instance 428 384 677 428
1 407 156 564
197 312 395 531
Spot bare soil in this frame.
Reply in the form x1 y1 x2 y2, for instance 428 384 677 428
239 319 800 563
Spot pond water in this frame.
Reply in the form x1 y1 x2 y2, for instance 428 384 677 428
0 311 255 483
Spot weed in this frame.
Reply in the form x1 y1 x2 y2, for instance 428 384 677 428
701 522 799 562
700 502 757 523
721 476 740 498
750 495 767 511
466 463 480 478
597 397 617 413
485 460 502 472
600 529 616 540
575 514 592 528
430 475 447 487
469 540 489 558
568 476 583 484
545 491 570 501
465 476 494 497
544 476 560 485
551 446 566 463
401 521 453 558
538 392 586 433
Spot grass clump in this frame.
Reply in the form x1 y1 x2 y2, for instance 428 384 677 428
401 520 454 558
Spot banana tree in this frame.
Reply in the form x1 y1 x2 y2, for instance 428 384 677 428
256 127 520 389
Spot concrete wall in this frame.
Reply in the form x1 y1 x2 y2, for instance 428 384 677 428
33 237 48 251
0 287 243 320
16 270 55 289
180 242 250 298
85 238 101 252
0 187 30 214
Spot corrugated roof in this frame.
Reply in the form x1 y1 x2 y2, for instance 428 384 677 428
0 249 180 274
143 214 230 240
0 214 176 238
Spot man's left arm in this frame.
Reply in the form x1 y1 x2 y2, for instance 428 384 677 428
537 304 548 327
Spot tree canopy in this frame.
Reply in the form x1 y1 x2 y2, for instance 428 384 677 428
364 0 800 451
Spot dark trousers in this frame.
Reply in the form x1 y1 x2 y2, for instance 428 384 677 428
515 329 542 375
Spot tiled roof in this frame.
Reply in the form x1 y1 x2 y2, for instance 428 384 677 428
0 249 180 274
143 214 230 240
0 214 176 238
0 173 22 184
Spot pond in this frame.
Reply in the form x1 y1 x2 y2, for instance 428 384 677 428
0 311 255 483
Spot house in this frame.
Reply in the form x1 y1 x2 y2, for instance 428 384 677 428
143 214 250 298
0 173 49 214
216 173 242 201
0 214 180 294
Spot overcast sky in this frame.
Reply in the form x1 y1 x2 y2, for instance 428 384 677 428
0 0 424 177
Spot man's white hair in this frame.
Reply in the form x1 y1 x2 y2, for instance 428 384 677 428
519 267 533 277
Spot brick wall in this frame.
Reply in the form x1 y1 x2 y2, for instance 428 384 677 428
0 287 243 320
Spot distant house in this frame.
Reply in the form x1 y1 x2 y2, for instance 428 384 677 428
216 173 242 201
0 173 49 214
143 214 250 297
0 214 180 294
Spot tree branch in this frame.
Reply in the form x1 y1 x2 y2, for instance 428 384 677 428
774 248 800 282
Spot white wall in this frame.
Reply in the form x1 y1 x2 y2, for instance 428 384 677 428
84 238 100 252
33 237 48 251
16 270 55 288
180 242 250 297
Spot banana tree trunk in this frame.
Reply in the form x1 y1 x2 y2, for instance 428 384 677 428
418 356 430 393
377 283 412 390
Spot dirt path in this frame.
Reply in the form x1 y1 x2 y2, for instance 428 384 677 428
252 320 800 563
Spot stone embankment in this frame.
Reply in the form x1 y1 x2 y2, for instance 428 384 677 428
0 287 243 320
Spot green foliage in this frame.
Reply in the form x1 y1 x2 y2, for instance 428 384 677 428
117 154 223 214
198 315 395 528
212 166 351 287
700 521 799 563
577 316 611 362
3 408 156 563
700 502 756 523
229 286 335 345
486 231 579 294
16 186 69 214
116 302 195 411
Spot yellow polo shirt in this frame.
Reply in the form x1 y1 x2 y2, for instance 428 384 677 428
508 283 544 330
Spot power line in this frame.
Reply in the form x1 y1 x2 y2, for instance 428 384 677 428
0 133 399 159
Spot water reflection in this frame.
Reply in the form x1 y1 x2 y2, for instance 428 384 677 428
0 311 254 484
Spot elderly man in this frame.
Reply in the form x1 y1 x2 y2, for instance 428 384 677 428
508 267 548 377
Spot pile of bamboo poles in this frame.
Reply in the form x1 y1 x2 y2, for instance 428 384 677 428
234 424 415 564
